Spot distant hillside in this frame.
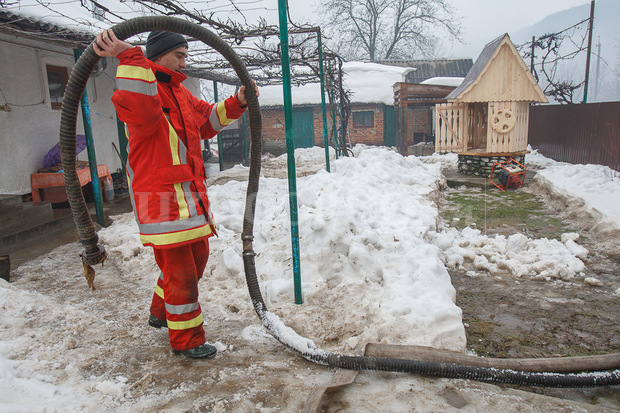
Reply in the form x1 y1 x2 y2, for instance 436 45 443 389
513 0 619 102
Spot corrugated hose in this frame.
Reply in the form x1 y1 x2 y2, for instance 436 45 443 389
59 16 620 388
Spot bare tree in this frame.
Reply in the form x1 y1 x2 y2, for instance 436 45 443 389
319 0 461 62
518 18 591 104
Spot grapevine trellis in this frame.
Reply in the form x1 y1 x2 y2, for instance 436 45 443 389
0 0 353 153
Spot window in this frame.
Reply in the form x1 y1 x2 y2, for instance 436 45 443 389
353 111 374 128
46 65 69 110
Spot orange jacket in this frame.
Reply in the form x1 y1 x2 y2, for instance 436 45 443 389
112 46 245 249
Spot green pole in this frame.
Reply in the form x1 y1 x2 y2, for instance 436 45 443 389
278 0 303 305
74 49 105 227
213 80 224 171
317 30 330 173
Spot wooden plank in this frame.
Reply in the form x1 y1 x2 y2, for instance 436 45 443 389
522 104 530 151
460 104 467 152
488 103 495 152
302 369 360 413
508 102 515 153
438 104 461 151
364 344 620 373
435 104 441 152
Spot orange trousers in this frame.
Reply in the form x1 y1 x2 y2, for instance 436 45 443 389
150 239 209 351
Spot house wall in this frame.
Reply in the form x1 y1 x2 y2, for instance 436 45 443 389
0 34 202 195
402 106 433 146
348 104 385 146
261 103 386 155
261 107 288 155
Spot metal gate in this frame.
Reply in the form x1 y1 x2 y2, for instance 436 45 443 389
383 105 395 147
292 107 315 149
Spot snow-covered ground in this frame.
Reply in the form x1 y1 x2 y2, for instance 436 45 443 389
1 146 618 411
422 150 619 283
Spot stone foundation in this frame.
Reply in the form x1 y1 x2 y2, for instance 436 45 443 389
458 154 526 177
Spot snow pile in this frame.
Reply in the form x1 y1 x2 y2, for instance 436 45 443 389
207 146 465 351
527 149 620 231
430 228 588 281
419 152 459 168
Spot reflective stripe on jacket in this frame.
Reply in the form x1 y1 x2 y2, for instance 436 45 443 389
112 47 245 248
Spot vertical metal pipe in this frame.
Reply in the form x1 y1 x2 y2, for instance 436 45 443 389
73 48 105 227
582 0 596 103
530 36 535 74
327 59 339 159
278 0 303 304
317 30 330 173
213 80 224 171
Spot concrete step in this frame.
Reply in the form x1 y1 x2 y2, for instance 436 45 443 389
0 195 22 212
0 210 75 254
0 202 54 230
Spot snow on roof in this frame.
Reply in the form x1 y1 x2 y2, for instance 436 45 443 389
420 77 464 87
0 0 139 36
259 61 412 107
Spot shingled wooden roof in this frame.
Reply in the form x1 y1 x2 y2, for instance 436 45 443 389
446 34 547 103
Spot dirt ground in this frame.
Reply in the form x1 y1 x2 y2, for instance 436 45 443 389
439 167 620 408
6 156 619 412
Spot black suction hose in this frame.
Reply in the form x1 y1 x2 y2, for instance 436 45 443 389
60 16 620 388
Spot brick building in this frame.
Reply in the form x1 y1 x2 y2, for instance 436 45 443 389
393 82 459 154
259 62 408 155
384 59 473 155
261 102 393 155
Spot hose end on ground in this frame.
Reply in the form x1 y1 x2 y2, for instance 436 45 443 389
79 244 107 291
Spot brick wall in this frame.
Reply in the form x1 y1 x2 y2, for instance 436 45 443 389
261 107 288 155
348 104 385 146
402 106 433 147
261 103 387 154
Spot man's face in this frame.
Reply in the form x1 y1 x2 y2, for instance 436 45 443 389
155 46 188 72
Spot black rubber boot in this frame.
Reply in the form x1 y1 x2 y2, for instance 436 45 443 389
173 343 217 359
148 315 168 329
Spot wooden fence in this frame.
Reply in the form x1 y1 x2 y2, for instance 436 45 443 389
435 103 466 153
528 102 620 172
436 101 530 153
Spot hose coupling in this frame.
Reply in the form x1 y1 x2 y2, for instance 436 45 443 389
242 234 254 251
80 244 108 266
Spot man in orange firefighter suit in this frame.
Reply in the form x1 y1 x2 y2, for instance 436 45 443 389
94 29 257 358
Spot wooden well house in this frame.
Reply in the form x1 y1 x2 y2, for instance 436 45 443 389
435 34 548 175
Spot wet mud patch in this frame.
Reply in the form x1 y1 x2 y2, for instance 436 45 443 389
439 181 620 408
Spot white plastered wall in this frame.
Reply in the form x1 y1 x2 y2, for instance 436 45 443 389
0 33 121 195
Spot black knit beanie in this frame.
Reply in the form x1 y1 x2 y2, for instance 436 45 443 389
146 31 189 61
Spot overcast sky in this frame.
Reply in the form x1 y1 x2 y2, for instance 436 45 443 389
282 0 592 59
